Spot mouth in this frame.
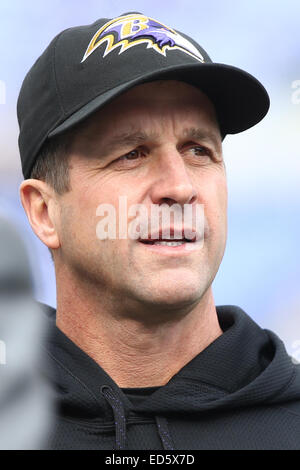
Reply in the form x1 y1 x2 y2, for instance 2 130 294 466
138 234 202 254
137 227 203 254
139 238 194 246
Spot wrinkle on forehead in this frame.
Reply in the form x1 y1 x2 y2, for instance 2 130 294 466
70 80 221 156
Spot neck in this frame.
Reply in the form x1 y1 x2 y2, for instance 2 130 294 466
56 274 223 388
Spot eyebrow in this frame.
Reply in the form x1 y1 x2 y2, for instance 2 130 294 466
98 127 221 158
182 127 221 151
99 131 159 158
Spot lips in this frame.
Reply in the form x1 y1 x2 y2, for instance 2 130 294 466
139 238 193 245
139 228 198 245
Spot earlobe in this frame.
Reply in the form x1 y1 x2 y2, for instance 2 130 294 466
19 179 60 250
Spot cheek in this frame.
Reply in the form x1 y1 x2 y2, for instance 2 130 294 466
216 181 228 223
68 187 113 240
201 175 227 234
58 197 99 254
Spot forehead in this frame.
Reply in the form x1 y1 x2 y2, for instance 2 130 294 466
71 80 220 146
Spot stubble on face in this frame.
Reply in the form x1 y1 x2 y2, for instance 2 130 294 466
55 81 227 320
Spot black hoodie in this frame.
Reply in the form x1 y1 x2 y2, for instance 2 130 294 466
42 304 300 450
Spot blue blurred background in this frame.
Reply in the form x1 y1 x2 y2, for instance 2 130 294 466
0 0 299 356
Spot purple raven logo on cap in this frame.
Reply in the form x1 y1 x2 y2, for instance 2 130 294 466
81 14 205 63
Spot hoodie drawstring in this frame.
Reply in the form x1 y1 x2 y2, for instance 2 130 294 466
102 385 175 450
155 415 175 450
101 386 127 450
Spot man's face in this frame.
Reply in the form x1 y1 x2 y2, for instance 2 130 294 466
56 80 227 316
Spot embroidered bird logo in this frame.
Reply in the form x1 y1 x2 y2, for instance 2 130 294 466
81 14 205 63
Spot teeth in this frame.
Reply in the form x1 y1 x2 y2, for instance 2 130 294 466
153 241 185 246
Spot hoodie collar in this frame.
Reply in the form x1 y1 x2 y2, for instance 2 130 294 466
43 303 296 418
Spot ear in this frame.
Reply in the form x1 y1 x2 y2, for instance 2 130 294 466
19 179 60 250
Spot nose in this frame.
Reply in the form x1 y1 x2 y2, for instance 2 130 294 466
149 148 197 207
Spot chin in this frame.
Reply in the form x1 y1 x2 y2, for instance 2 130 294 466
137 278 206 310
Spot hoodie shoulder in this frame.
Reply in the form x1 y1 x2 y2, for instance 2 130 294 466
274 362 300 416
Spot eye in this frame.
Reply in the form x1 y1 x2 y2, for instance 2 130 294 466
120 150 140 160
118 148 147 162
111 147 148 169
189 145 212 157
181 143 221 166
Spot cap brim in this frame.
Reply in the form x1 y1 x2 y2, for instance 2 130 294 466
49 62 269 138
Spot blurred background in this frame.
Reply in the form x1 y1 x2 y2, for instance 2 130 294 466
0 0 299 357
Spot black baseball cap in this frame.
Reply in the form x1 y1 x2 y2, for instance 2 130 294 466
17 12 270 179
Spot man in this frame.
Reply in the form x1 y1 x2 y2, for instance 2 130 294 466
18 12 300 450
